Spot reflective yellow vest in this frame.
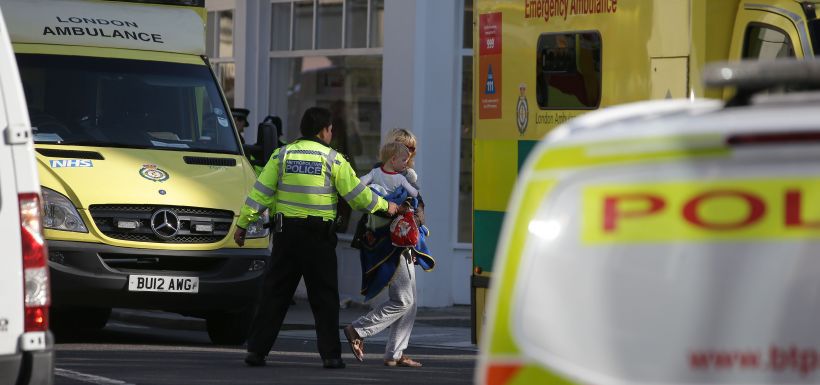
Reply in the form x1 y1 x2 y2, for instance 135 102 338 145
237 137 387 228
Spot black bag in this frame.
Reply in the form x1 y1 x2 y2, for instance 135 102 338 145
350 214 368 249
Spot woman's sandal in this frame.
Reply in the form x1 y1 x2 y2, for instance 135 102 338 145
384 355 422 367
343 325 365 362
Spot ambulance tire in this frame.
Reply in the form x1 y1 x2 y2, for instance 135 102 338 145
51 307 111 334
205 306 253 345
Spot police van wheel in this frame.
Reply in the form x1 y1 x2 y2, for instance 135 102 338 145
206 309 252 345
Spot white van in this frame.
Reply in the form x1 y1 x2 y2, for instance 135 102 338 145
477 60 820 385
0 4 53 385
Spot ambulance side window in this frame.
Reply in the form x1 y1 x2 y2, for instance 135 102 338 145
536 31 601 110
809 20 820 57
743 24 795 59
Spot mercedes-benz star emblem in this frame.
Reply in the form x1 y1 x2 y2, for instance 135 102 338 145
150 209 179 239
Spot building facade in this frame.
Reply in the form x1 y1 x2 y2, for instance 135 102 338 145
205 0 473 307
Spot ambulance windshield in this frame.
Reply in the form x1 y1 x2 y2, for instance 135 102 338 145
17 54 241 154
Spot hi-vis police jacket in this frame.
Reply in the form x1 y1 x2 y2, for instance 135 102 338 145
237 137 388 228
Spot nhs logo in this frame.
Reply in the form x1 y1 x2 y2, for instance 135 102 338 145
50 159 94 168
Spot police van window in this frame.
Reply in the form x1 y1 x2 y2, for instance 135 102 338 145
17 54 241 154
743 24 795 59
536 31 601 110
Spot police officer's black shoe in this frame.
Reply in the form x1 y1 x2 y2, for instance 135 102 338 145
322 358 346 369
244 352 266 367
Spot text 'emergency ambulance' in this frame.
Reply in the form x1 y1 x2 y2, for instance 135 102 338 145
524 0 618 22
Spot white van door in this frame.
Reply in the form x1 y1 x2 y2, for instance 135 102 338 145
0 72 23 358
0 3 30 357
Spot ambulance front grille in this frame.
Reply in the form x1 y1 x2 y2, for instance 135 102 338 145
89 205 234 244
99 254 226 273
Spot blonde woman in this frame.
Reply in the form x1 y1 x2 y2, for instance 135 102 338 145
345 128 434 368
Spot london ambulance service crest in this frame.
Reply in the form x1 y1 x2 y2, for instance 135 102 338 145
139 164 170 182
516 83 529 135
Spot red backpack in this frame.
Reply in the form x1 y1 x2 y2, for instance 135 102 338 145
390 210 420 247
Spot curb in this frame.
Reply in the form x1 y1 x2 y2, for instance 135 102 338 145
109 309 316 332
110 304 471 332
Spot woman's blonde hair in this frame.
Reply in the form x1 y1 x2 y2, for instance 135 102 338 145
385 128 416 167
379 142 410 164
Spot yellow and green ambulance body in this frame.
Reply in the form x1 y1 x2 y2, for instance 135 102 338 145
4 0 269 345
472 0 820 343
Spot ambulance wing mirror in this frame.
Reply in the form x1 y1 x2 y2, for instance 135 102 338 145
243 143 264 167
256 116 279 164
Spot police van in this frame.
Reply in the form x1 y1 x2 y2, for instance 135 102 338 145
2 0 273 345
476 59 820 384
0 3 53 384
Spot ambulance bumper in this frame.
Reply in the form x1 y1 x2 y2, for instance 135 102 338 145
46 240 269 315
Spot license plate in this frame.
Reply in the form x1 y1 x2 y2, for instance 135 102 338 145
128 275 199 293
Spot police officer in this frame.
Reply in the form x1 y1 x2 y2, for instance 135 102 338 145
231 107 250 143
233 107 267 175
234 106 398 369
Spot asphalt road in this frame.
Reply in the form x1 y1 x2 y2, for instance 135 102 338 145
54 319 476 385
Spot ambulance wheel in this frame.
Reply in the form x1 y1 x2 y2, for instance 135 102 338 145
51 307 111 334
206 307 253 345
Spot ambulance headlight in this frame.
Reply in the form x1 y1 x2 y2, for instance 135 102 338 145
42 188 88 232
246 211 269 238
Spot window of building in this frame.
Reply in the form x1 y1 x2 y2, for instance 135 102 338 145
318 0 343 49
207 9 236 106
369 0 384 48
271 0 384 51
293 1 314 50
270 0 385 235
345 0 368 48
463 0 473 50
744 24 795 59
271 2 293 50
458 0 473 244
219 11 234 57
269 56 382 173
535 31 601 110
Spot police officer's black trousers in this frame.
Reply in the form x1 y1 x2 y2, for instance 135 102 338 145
246 218 341 359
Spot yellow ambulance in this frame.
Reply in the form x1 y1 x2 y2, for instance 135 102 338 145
472 0 820 343
3 0 271 344
476 59 820 384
